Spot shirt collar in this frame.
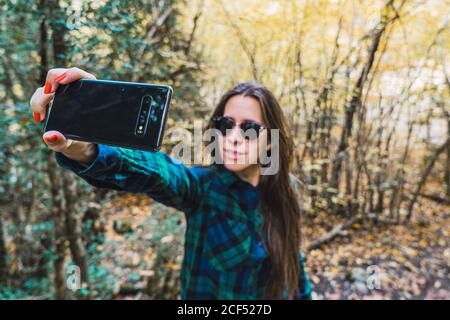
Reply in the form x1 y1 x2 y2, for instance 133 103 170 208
215 163 241 188
214 164 261 211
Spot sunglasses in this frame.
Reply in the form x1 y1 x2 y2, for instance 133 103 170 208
212 116 267 140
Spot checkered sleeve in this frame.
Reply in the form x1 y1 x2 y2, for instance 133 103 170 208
54 144 202 212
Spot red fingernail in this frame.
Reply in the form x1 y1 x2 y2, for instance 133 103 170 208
44 82 52 94
55 72 67 83
44 134 59 142
33 112 40 123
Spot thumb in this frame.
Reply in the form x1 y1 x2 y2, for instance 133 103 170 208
42 130 72 152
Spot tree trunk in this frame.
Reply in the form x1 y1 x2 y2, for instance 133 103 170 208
38 0 48 84
406 138 450 221
62 171 89 286
329 23 386 191
329 0 402 194
49 0 68 66
445 108 450 202
0 214 7 284
38 0 66 299
46 153 67 299
48 0 90 297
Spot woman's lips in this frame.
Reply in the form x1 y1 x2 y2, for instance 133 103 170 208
224 149 246 159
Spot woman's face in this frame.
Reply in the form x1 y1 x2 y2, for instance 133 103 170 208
218 95 269 173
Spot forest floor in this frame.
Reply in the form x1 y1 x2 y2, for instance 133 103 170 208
98 193 449 300
302 199 449 299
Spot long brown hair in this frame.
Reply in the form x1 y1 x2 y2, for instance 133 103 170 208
206 82 302 299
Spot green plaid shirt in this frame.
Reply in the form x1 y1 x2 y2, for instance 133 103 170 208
55 144 312 300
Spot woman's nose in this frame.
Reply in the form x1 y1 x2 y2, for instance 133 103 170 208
225 126 244 147
226 126 245 144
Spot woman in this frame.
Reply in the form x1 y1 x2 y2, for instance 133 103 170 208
30 67 312 300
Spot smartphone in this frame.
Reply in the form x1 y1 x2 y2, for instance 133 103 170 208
44 79 172 152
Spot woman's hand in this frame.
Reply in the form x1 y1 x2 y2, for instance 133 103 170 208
30 67 99 165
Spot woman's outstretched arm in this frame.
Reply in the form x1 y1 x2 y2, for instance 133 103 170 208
55 144 204 213
30 67 203 213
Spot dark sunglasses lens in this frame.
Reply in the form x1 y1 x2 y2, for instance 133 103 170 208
215 117 234 135
241 122 262 140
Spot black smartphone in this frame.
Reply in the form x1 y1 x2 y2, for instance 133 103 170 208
44 79 172 152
